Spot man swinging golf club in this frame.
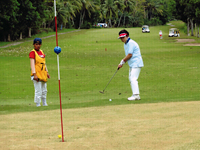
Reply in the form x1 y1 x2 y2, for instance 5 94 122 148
118 29 144 101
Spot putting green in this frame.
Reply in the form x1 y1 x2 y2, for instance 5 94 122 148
1 101 200 150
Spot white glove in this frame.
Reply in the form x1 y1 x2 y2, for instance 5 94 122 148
119 59 125 66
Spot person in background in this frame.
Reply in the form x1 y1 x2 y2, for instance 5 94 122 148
178 30 180 37
29 38 50 107
159 30 163 39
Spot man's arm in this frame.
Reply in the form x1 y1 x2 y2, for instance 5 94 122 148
123 53 132 62
118 53 132 69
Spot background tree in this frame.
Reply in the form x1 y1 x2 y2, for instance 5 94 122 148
0 0 182 41
0 0 19 41
131 0 145 27
116 0 125 27
45 4 55 30
27 0 47 37
174 0 196 36
76 0 99 29
122 0 135 27
63 0 81 28
144 0 163 25
16 0 37 40
194 0 200 37
102 0 119 27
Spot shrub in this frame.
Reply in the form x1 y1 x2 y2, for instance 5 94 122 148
81 21 91 29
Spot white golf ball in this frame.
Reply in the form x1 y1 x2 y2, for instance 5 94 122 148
109 99 112 101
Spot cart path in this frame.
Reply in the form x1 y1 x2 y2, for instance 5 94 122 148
0 30 81 48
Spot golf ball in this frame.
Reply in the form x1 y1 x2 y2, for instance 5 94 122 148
58 135 62 139
109 99 112 101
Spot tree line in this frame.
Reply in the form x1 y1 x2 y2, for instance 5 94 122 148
174 0 200 37
0 0 199 41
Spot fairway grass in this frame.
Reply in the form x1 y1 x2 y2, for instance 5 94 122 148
1 21 200 114
1 101 200 150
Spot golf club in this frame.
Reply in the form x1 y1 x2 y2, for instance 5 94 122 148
99 68 119 94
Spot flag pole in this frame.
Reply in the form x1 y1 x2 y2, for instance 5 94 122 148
54 0 64 142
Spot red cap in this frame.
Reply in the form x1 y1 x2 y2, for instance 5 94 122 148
118 33 127 39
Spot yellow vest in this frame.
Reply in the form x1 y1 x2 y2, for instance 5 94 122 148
31 49 47 82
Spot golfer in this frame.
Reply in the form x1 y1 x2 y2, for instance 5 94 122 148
29 38 50 107
118 29 144 101
159 30 162 39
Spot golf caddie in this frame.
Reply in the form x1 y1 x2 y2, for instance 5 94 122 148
29 38 50 107
118 29 144 101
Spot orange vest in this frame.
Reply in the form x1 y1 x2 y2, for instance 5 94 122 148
31 49 47 82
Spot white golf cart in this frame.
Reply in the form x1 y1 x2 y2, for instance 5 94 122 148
97 23 108 28
169 28 179 37
142 25 150 33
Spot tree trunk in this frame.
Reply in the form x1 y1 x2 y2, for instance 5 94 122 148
146 10 148 19
82 10 85 26
79 11 83 29
190 19 194 36
48 21 51 28
195 23 197 37
8 34 11 42
20 32 22 40
109 19 112 28
123 14 125 26
197 24 199 38
44 22 46 28
28 27 31 37
72 18 74 26
150 12 152 20
79 10 85 29
118 13 123 27
187 18 190 36
47 21 51 33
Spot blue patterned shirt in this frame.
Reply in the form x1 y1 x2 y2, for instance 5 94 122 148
124 37 144 68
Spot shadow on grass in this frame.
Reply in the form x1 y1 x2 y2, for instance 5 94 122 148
1 97 198 115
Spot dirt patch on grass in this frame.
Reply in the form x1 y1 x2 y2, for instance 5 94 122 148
176 39 195 43
175 39 200 46
1 101 200 150
184 43 200 46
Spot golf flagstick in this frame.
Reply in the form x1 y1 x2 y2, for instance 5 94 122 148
54 0 64 142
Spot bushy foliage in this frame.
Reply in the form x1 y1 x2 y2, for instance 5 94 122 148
80 21 92 29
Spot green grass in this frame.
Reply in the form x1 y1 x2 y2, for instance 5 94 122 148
0 21 200 115
0 28 76 47
0 42 11 47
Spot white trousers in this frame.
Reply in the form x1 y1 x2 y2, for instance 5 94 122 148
129 67 141 95
33 80 47 104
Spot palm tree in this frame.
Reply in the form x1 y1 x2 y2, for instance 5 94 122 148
44 0 68 30
116 0 125 27
195 6 200 37
144 0 163 20
45 6 55 30
102 0 119 27
56 2 68 28
122 0 135 26
77 0 100 29
62 0 82 26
